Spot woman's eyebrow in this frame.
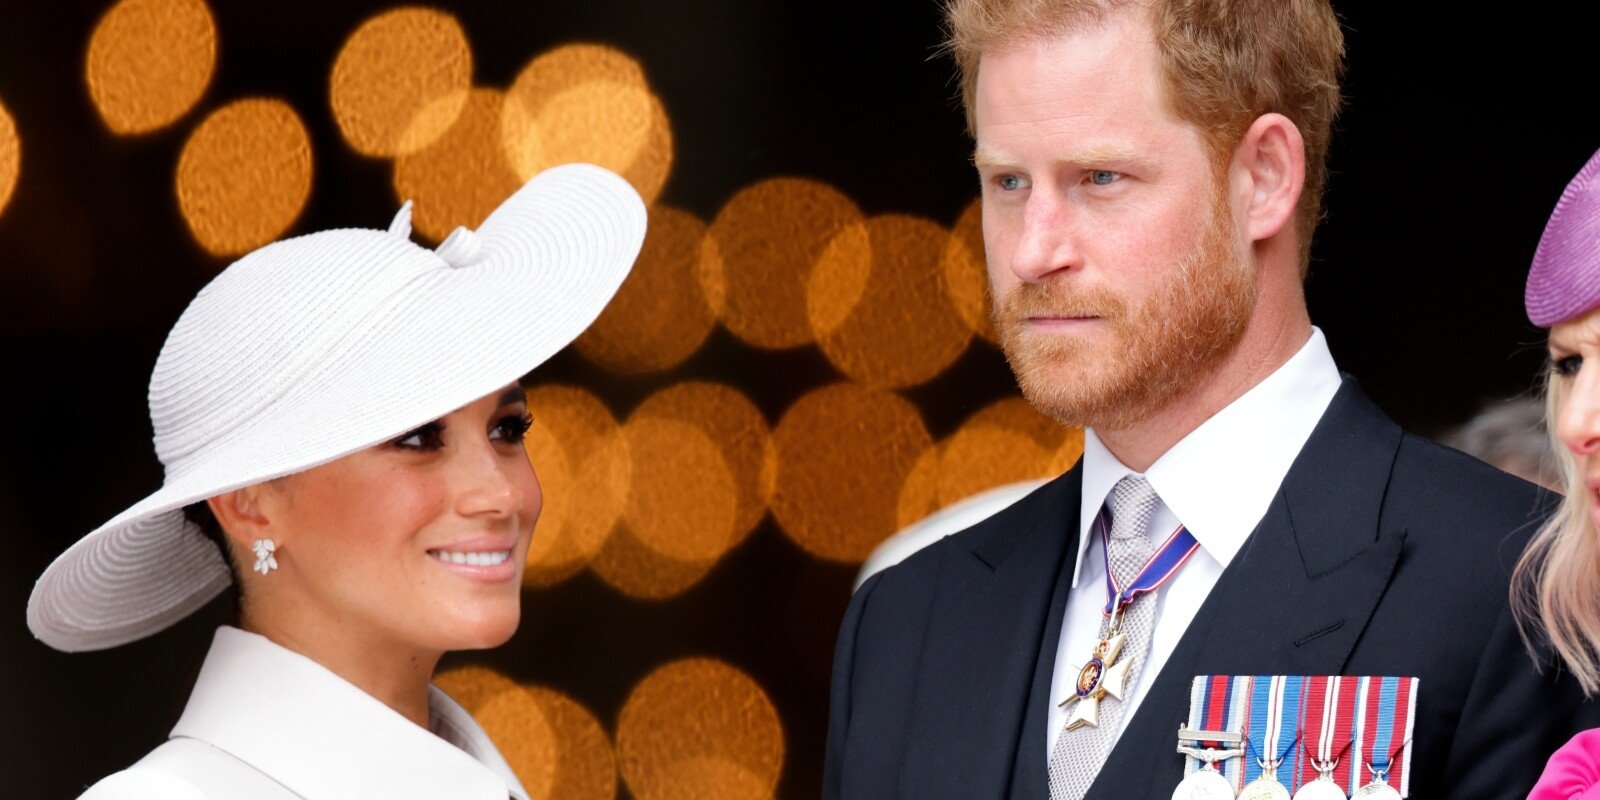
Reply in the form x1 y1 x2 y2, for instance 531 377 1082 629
498 386 526 407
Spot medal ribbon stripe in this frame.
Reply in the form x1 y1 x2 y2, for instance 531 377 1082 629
1297 675 1360 788
1227 675 1252 788
1396 677 1416 794
1242 674 1305 788
1100 522 1200 615
1183 675 1252 785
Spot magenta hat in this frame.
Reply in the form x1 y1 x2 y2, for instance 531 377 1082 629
1526 147 1600 327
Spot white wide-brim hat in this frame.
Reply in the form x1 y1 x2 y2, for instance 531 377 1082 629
28 163 646 652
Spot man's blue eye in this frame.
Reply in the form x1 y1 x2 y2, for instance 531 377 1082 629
1091 170 1120 186
999 175 1022 191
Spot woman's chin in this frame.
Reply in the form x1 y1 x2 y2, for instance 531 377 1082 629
431 606 521 651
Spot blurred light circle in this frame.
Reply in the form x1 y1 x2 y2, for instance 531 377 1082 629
86 0 216 134
0 98 18 218
810 214 972 388
772 383 933 561
618 659 783 800
941 197 997 343
175 98 312 256
330 7 472 157
393 87 521 242
621 417 737 563
895 444 944 531
434 664 519 713
476 685 559 794
589 523 719 600
522 386 629 587
502 45 671 203
709 178 863 350
574 206 722 373
629 382 771 541
523 686 617 800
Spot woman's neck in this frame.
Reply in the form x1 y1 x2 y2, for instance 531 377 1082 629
240 609 442 729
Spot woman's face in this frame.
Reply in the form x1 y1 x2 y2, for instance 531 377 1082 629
250 384 540 653
1551 308 1600 527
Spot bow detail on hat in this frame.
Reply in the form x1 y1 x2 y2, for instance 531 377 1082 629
388 200 414 240
436 226 484 269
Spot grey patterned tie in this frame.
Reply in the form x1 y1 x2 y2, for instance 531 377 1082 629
1048 474 1163 800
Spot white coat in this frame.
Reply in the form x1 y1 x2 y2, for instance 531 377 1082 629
79 627 531 799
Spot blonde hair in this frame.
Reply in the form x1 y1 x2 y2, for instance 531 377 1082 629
942 0 1345 275
1512 372 1600 695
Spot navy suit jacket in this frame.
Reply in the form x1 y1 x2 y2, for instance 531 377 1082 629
824 379 1598 799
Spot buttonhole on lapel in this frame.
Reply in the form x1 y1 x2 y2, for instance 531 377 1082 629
1294 620 1345 648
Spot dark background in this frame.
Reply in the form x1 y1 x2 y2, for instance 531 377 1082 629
2 1 1597 797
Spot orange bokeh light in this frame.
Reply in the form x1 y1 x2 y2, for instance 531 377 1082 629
0 98 18 218
621 416 737 563
175 98 312 256
941 197 997 343
810 214 972 388
502 45 672 203
574 206 722 373
617 659 784 800
898 397 1084 526
709 178 864 350
629 382 772 542
772 383 933 561
330 7 472 157
85 0 215 135
523 386 629 588
435 667 617 800
393 88 522 242
588 524 719 601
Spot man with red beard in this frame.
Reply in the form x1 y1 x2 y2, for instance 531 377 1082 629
823 2 1598 799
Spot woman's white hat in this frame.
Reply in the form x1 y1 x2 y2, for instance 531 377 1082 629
28 163 646 652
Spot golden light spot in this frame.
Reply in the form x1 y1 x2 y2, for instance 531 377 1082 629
574 206 722 373
620 417 737 563
85 0 215 134
630 382 772 542
502 45 671 203
935 398 1083 508
709 178 864 350
393 88 521 242
0 99 18 218
523 686 617 800
523 386 629 587
175 98 312 256
477 684 559 794
941 198 997 343
436 668 617 800
772 383 933 561
811 215 972 388
588 524 717 600
618 659 784 800
435 664 518 713
329 7 472 157
895 444 944 531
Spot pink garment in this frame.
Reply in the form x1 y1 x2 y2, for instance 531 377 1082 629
1531 729 1600 800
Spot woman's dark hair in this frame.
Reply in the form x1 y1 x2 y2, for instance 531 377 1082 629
182 500 244 617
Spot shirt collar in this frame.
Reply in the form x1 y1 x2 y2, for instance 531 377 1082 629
1072 326 1342 584
171 626 530 800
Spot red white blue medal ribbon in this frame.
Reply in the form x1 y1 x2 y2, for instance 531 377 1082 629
1353 675 1417 797
1182 674 1253 788
1098 513 1201 616
1243 674 1305 786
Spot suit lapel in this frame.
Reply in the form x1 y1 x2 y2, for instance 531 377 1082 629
1086 379 1409 800
898 467 1082 798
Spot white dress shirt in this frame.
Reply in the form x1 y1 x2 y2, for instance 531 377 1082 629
1046 327 1342 758
80 626 531 800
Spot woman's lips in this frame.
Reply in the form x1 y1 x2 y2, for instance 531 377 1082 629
426 535 519 582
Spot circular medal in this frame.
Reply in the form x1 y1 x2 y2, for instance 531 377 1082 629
1172 769 1237 800
1076 658 1105 697
1351 781 1401 800
1290 778 1348 800
1238 776 1292 800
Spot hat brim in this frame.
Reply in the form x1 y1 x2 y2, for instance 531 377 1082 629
28 163 647 652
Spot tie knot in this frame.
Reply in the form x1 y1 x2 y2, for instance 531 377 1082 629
1106 474 1159 541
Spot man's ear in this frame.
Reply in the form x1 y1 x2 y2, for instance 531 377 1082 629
1236 112 1307 245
